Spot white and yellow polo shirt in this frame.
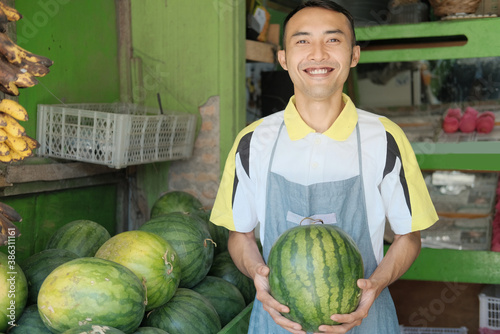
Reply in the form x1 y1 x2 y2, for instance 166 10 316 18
211 94 438 263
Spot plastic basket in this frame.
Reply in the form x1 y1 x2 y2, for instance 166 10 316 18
479 285 500 331
37 103 197 169
400 326 468 334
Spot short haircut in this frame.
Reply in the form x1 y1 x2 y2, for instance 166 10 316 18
282 0 357 48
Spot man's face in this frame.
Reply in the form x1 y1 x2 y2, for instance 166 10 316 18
278 7 360 101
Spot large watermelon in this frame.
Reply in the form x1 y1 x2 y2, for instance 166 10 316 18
20 249 79 305
150 191 203 219
7 304 52 333
95 230 181 311
139 212 214 288
133 328 170 334
208 251 256 305
38 257 146 334
267 224 364 332
45 220 111 257
143 288 221 334
0 252 28 333
61 324 125 333
192 276 246 327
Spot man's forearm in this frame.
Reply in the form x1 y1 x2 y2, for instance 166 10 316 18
368 231 421 295
228 230 266 280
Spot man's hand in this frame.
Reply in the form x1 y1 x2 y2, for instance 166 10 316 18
254 264 306 334
315 279 376 333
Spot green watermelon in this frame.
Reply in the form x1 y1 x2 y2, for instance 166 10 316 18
267 224 364 332
0 252 28 333
95 230 181 311
61 324 125 333
208 251 256 305
45 220 111 257
194 208 229 256
139 212 214 288
6 304 52 333
150 191 203 219
38 257 146 334
20 249 79 305
144 288 221 334
133 327 170 334
192 276 246 327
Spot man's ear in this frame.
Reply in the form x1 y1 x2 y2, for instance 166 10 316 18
277 50 288 71
350 45 361 68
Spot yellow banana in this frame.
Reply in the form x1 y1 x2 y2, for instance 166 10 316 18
0 81 18 96
15 71 38 88
0 129 7 142
0 112 25 137
0 33 53 67
7 147 27 161
24 135 39 150
0 99 28 121
0 152 12 163
5 136 28 152
0 142 10 156
0 2 22 22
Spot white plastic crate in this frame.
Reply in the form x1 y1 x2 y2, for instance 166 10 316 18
479 285 500 332
37 103 197 169
400 326 468 334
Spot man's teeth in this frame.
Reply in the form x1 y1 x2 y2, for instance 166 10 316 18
309 68 328 74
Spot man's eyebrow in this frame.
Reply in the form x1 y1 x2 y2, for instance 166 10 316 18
290 29 346 38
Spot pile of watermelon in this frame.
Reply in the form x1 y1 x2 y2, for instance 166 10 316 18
0 191 255 334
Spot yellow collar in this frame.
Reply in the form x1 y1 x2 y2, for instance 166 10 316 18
283 93 358 141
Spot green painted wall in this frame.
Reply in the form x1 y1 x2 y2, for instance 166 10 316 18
130 0 246 207
0 185 117 263
0 0 121 260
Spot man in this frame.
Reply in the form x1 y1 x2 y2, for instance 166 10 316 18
210 1 438 333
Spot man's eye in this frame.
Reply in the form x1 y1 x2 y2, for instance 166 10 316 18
328 38 339 43
297 40 307 44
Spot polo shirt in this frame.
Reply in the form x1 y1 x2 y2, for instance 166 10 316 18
211 94 438 263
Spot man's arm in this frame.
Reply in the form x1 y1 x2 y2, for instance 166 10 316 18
227 231 307 334
318 231 421 333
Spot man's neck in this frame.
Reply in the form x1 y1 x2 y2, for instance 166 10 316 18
294 91 345 133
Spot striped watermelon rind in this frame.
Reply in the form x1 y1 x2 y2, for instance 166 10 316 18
192 276 246 327
20 249 79 305
4 304 51 334
150 191 203 219
37 257 146 334
268 224 363 332
139 212 214 288
133 327 171 334
61 324 125 333
45 220 111 257
144 288 221 334
95 230 181 311
208 251 256 305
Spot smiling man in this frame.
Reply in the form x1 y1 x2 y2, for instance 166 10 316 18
210 1 438 333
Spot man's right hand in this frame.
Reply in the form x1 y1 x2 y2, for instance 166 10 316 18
254 264 306 334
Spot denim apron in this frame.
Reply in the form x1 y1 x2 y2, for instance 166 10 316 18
248 123 400 334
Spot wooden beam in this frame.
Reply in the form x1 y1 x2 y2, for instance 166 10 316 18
4 162 116 184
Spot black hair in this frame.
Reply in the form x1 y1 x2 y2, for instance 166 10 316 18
283 0 356 47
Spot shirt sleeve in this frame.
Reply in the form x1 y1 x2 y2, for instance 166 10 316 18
378 117 438 235
210 120 263 232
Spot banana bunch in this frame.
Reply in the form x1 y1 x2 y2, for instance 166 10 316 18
0 2 53 96
0 201 22 245
0 98 39 162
